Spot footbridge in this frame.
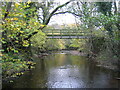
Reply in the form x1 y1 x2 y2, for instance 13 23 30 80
43 29 91 39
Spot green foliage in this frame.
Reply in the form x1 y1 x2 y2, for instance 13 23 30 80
1 2 40 77
71 2 120 69
69 39 83 48
2 2 40 49
45 39 65 50
96 2 112 16
31 31 47 51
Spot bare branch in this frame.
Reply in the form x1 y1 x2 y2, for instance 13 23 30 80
114 2 117 14
3 2 12 20
25 0 74 40
53 11 82 17
43 0 73 25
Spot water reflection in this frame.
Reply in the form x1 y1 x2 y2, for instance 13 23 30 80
3 52 120 88
47 66 85 88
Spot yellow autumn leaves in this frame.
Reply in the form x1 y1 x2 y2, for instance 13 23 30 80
12 18 18 20
15 3 20 7
40 24 45 27
23 40 29 47
6 18 18 23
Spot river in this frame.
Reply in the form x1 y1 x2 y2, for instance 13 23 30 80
2 51 120 88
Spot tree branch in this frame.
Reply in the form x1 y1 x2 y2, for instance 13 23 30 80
44 0 73 25
25 0 73 40
114 2 117 14
24 26 45 40
3 2 12 20
53 11 82 17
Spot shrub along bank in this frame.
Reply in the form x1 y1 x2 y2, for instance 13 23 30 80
84 35 120 71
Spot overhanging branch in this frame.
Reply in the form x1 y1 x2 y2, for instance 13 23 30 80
53 11 82 17
44 0 73 25
25 0 74 40
24 26 46 40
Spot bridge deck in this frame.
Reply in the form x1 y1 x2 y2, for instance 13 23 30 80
43 29 91 39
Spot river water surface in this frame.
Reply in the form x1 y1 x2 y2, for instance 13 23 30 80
3 51 120 88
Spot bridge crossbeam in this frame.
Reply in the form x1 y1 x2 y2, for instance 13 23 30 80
46 36 90 39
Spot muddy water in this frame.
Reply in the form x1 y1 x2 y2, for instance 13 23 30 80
3 51 120 88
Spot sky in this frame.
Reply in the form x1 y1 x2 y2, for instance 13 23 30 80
48 0 76 25
49 13 76 25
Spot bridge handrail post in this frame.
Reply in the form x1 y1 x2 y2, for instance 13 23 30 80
60 29 62 39
77 29 79 39
69 29 70 39
52 29 53 38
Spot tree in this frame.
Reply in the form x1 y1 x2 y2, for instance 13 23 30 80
69 1 119 36
25 0 74 40
1 2 41 76
1 2 41 53
96 2 113 36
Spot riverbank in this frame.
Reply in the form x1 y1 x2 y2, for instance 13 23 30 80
86 53 119 72
57 50 119 72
